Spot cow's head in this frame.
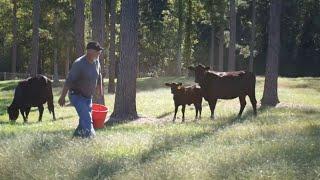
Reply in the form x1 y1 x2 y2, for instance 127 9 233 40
165 82 183 94
7 105 19 121
188 64 209 84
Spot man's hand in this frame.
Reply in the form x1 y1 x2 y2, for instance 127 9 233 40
58 96 66 107
59 84 69 107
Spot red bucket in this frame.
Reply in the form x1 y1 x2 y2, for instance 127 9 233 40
92 103 108 129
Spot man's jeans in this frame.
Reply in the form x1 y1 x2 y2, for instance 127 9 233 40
69 94 96 138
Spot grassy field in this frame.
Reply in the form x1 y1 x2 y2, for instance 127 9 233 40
0 76 320 179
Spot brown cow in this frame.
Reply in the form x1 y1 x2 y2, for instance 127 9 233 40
165 83 203 122
7 75 56 122
188 64 257 119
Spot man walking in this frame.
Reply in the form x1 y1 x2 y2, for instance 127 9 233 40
59 41 103 138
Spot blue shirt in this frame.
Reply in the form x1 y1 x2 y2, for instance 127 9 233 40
65 55 102 98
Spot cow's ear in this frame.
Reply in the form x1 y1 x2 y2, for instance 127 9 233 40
178 82 182 86
165 83 171 87
188 66 195 71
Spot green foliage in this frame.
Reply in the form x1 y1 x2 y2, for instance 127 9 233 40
0 0 319 76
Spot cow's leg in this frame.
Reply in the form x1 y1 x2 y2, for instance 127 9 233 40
209 99 217 119
238 96 247 118
38 105 44 122
199 103 202 119
194 104 198 119
25 107 31 120
249 94 257 116
173 105 179 122
199 99 202 119
181 105 186 122
20 109 27 123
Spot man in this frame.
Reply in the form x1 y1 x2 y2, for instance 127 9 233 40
58 41 103 138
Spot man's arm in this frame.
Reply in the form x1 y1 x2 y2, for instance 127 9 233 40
59 60 80 106
96 72 103 96
58 84 69 106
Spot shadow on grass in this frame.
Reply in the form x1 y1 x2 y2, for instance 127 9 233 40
212 125 320 179
78 129 212 179
139 131 211 164
77 158 125 179
284 78 320 93
156 103 209 119
85 104 320 178
26 129 75 157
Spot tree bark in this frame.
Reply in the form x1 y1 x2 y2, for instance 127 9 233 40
53 48 59 84
108 0 116 93
209 26 215 70
29 0 40 76
65 46 70 78
218 28 224 71
92 0 106 105
75 0 85 57
110 0 139 121
261 0 282 106
249 0 256 73
176 0 183 76
184 0 192 74
12 0 18 76
228 0 236 71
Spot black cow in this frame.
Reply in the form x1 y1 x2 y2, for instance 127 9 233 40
7 75 56 122
188 64 257 119
165 82 203 122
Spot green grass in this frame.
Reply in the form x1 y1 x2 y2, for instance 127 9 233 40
0 76 320 179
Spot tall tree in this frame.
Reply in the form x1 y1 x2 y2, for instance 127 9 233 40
218 28 224 71
92 0 106 105
75 0 85 57
184 0 192 72
111 0 139 121
261 0 282 106
175 0 183 75
209 1 215 70
53 11 59 84
228 0 236 71
108 0 116 93
29 0 40 76
65 46 70 78
11 0 18 75
249 0 256 72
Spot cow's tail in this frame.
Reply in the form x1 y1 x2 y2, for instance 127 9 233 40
47 79 56 120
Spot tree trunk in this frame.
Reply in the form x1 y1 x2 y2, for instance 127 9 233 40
209 26 215 70
228 0 236 71
104 0 110 78
92 0 106 105
176 0 183 76
249 0 256 73
110 0 138 121
184 0 192 74
12 0 18 76
29 0 40 76
108 0 116 94
75 0 85 57
261 0 282 106
65 46 70 78
218 28 224 71
53 48 59 84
